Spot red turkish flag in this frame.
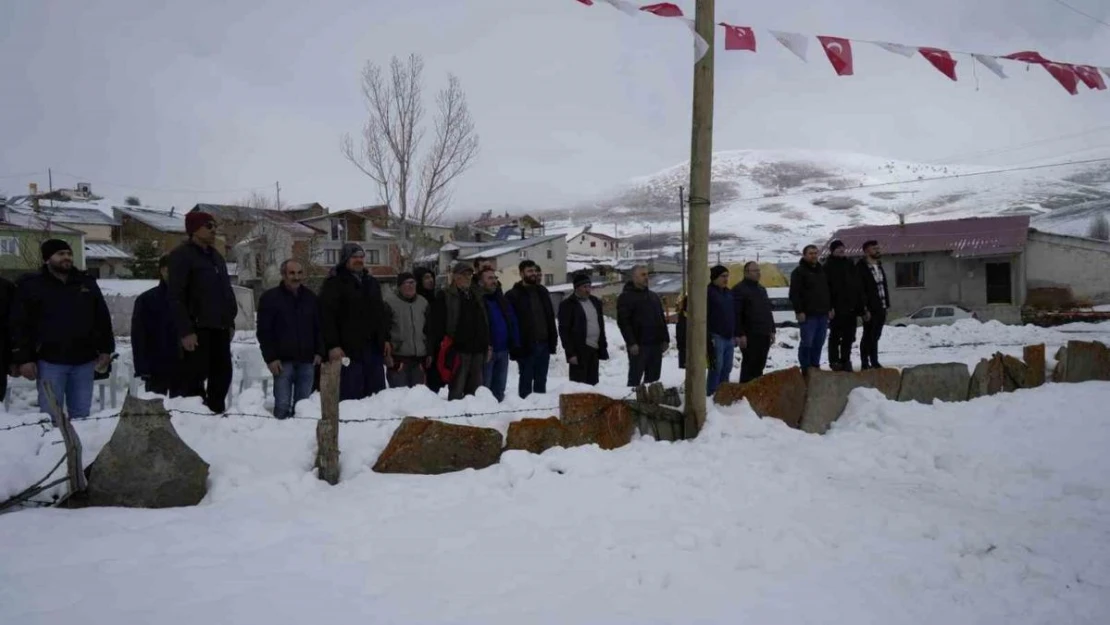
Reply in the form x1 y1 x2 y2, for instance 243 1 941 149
918 47 958 81
1074 65 1107 90
720 23 757 51
817 36 853 76
640 3 683 17
1042 62 1079 95
575 0 594 5
1003 50 1050 64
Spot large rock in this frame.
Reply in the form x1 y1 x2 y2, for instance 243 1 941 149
896 363 970 404
968 353 1026 398
1055 340 1110 384
373 418 503 475
1023 344 1046 388
714 367 807 428
559 393 636 450
800 368 901 434
85 395 209 508
505 417 568 454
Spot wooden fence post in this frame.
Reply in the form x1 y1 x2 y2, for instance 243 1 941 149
44 382 87 496
315 360 341 485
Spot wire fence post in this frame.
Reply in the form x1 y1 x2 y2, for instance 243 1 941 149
44 382 87 496
315 360 341 485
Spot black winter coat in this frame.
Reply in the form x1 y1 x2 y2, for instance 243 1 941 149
857 259 891 313
732 279 776 338
167 240 238 337
616 281 669 347
10 268 115 366
789 261 831 317
319 266 389 357
824 256 864 314
0 277 15 370
505 282 558 356
131 282 180 378
257 285 324 364
428 285 490 355
557 295 609 361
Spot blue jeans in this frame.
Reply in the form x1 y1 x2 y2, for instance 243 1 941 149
483 350 510 402
516 342 551 399
273 361 315 419
707 334 735 396
36 360 96 425
798 315 830 370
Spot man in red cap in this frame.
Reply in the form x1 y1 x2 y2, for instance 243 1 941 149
167 210 238 413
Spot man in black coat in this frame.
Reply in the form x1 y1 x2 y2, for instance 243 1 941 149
824 239 864 371
412 266 442 392
428 263 490 400
319 243 391 401
789 245 832 372
856 239 891 369
131 255 180 395
505 260 558 398
617 265 669 387
257 259 323 418
10 239 114 424
732 262 777 383
167 210 238 413
558 272 609 385
0 275 15 403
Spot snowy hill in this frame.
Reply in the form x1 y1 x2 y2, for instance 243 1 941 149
542 149 1110 262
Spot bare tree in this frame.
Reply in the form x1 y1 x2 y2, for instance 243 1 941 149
1087 213 1110 241
236 190 282 212
341 54 479 266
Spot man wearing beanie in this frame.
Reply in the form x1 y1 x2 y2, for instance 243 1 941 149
382 271 430 389
789 244 832 372
705 264 736 396
319 242 391 400
824 239 863 371
167 210 238 413
558 272 608 385
10 239 114 424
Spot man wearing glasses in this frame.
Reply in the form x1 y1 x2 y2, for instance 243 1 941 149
167 210 238 413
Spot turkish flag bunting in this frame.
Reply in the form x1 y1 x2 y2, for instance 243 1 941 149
817 36 853 76
1042 62 1079 95
1074 65 1107 90
1003 50 1050 64
640 3 684 17
720 23 757 51
575 0 594 5
919 47 958 81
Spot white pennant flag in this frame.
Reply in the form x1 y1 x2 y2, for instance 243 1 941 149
873 41 916 58
598 0 641 17
973 54 1008 79
682 18 710 62
1102 67 1110 81
769 30 809 62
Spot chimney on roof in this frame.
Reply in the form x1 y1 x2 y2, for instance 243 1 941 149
76 182 92 197
170 206 176 216
29 183 39 212
898 212 905 227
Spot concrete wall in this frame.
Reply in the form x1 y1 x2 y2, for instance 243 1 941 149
105 285 257 337
882 251 1023 323
1025 230 1110 304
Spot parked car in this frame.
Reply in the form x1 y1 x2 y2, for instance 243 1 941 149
889 305 979 327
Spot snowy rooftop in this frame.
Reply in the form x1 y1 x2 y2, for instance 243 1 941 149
0 209 83 233
85 242 132 260
457 234 563 261
114 206 187 233
7 204 118 227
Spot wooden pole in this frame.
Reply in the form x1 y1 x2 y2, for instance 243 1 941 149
44 382 87 496
683 0 714 434
679 186 687 295
315 360 341 485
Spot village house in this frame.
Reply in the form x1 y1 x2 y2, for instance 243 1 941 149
564 226 632 261
113 205 187 253
439 234 567 287
297 207 402 278
828 215 1110 323
233 218 324 290
470 211 544 240
0 202 86 278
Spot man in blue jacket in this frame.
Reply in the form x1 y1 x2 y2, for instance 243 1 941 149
257 259 323 419
131 255 180 395
706 265 737 396
479 268 519 401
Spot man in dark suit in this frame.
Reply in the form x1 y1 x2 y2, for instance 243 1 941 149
131 255 180 394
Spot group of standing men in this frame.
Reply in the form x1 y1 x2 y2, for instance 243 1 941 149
789 239 891 372
700 262 779 396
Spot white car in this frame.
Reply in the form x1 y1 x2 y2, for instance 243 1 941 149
889 305 979 327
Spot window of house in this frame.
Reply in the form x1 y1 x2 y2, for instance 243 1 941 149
934 307 955 318
325 249 339 264
0 237 18 256
329 218 345 241
590 241 596 248
894 261 925 288
544 273 554 286
367 249 381 265
519 250 528 259
546 249 553 259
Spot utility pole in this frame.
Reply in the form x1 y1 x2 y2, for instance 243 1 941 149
679 186 687 295
684 0 714 434
48 168 54 208
275 181 282 210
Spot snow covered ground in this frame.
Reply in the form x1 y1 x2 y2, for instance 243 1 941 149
1 319 1109 624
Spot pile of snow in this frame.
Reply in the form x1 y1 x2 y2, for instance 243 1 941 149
2 320 1110 623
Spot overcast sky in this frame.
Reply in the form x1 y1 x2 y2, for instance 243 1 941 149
1 0 1107 220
